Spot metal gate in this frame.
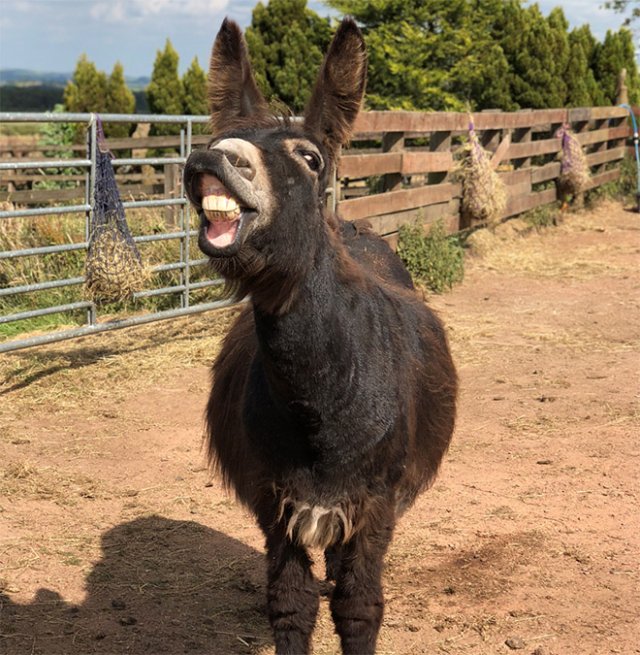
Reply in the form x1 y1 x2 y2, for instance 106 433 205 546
0 112 235 354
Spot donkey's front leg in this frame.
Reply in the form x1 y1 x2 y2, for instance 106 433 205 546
330 508 395 655
265 526 319 655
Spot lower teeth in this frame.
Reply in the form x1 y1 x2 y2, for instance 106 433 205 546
204 209 241 222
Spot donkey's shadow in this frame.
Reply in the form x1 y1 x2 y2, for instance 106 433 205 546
0 515 270 654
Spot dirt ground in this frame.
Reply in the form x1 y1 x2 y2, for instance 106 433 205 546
1 200 638 655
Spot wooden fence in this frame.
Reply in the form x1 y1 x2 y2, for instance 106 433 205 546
0 106 635 245
340 106 632 247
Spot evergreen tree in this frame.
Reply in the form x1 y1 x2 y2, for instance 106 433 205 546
245 0 332 113
328 0 512 111
571 24 607 105
565 31 594 107
63 54 108 113
546 8 570 107
593 28 640 104
182 56 208 134
147 39 184 135
105 62 135 138
496 2 564 109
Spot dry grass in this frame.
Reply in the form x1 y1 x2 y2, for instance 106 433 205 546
467 204 638 279
0 460 110 503
0 306 240 410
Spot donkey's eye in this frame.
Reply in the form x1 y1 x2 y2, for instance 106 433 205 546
299 150 322 173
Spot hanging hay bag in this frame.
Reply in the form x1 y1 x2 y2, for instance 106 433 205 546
85 132 146 303
458 120 506 228
556 124 590 200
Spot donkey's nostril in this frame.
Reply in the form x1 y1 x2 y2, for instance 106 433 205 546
226 154 255 181
227 154 250 169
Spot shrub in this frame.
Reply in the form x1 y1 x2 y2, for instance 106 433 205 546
398 219 464 293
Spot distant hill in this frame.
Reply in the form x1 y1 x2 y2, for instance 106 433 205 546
0 69 150 90
0 86 149 113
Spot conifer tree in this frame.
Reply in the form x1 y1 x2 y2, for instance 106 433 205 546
546 8 570 107
593 28 639 104
147 39 184 135
328 0 512 111
245 0 331 113
571 24 607 105
496 3 561 109
182 56 207 134
105 62 135 138
565 31 594 107
63 54 108 114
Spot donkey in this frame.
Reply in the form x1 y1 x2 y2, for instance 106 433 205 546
183 17 457 655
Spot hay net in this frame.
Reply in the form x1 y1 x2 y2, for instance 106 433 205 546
85 117 145 303
458 116 506 227
555 123 590 198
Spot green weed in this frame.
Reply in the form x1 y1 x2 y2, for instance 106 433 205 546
397 219 464 293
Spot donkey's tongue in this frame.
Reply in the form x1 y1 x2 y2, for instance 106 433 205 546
206 219 239 248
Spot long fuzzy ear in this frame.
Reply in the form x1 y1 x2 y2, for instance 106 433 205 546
304 18 367 163
207 18 271 135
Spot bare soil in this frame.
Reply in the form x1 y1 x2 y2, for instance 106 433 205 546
1 200 638 655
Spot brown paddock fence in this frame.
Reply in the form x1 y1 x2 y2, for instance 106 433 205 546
339 105 636 247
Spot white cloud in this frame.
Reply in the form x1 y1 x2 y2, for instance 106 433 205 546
90 0 229 23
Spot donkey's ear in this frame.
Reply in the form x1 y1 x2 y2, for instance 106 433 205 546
207 18 270 135
304 18 367 163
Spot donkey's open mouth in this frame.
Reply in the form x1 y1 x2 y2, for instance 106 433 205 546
199 173 245 250
183 147 260 257
189 170 258 257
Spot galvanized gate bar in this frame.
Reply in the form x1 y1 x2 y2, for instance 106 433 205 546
0 111 232 355
0 300 236 354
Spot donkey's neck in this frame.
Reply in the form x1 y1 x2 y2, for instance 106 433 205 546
252 245 348 396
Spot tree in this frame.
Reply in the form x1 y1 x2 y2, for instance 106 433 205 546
494 2 568 109
593 28 640 104
565 30 595 107
546 8 570 107
147 39 184 135
327 0 512 111
245 0 332 113
182 56 207 134
182 57 207 115
63 54 108 114
570 25 607 106
105 62 135 138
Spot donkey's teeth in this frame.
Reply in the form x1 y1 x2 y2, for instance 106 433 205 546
202 194 241 222
204 207 242 223
202 194 240 212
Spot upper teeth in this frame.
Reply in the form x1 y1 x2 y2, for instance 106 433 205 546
202 194 241 222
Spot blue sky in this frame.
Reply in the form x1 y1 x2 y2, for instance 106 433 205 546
0 0 637 78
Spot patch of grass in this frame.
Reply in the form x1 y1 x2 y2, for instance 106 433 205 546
0 208 225 340
0 123 44 136
522 204 558 230
397 219 464 293
586 156 638 207
0 306 240 411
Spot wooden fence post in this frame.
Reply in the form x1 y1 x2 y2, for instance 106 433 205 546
163 163 180 225
513 109 532 169
428 130 451 186
382 131 404 191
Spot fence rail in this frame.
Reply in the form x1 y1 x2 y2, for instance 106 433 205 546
1 106 636 352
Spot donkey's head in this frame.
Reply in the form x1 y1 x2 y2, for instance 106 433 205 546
184 18 366 304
